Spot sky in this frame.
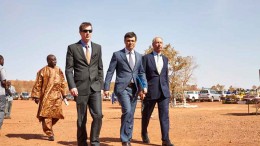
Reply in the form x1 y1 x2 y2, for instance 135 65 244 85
1 0 260 89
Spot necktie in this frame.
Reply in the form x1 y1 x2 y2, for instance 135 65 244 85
129 52 134 70
85 45 91 64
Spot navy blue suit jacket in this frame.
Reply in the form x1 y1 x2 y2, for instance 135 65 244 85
104 49 147 95
142 52 170 99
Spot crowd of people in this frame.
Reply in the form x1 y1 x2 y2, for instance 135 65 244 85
0 22 174 146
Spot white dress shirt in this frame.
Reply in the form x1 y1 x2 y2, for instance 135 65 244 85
153 51 163 74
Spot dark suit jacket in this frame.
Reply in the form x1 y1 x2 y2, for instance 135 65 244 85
104 49 147 95
142 52 170 99
65 40 103 96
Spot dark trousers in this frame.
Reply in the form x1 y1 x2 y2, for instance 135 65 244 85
142 96 170 141
76 90 103 146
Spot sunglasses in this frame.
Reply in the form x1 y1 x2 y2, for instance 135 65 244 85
81 29 93 33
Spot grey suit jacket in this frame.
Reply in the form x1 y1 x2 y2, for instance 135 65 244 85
104 49 147 95
65 40 103 96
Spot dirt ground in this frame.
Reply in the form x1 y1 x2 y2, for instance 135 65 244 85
1 100 260 146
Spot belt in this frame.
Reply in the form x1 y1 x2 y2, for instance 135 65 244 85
127 83 135 88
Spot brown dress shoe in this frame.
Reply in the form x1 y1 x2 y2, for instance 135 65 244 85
162 140 174 146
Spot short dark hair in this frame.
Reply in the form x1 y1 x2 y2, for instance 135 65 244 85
46 54 55 62
79 22 92 32
0 55 3 60
124 32 137 41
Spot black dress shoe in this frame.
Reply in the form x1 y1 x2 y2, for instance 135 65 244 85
122 142 131 146
162 140 174 146
48 136 54 141
142 135 150 144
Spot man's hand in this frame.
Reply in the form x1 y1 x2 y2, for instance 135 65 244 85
1 80 6 88
32 97 39 104
139 91 146 100
143 88 148 94
104 91 110 97
70 88 78 97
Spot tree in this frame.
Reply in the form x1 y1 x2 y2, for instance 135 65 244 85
144 44 197 106
211 84 225 91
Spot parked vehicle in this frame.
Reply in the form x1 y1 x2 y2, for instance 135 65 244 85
184 91 199 102
199 89 221 102
20 92 30 100
13 92 19 100
217 91 227 98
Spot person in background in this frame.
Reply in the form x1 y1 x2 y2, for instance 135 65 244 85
104 32 147 146
0 55 7 136
31 54 67 141
4 80 16 119
141 37 174 146
65 22 104 146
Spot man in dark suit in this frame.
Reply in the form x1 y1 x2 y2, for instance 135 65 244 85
141 37 174 146
65 22 103 146
104 32 147 146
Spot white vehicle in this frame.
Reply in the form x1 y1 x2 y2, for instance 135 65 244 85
199 89 221 102
217 90 227 98
184 91 199 102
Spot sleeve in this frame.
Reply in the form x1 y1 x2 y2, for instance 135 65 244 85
59 68 67 96
104 52 117 91
0 67 6 81
31 70 43 99
138 55 147 89
65 45 76 90
98 46 104 89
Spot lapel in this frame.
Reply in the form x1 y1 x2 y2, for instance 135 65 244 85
148 52 158 73
90 42 98 64
76 41 88 64
119 49 132 71
133 51 139 71
162 55 167 70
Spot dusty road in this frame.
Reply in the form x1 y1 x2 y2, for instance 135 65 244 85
0 100 260 146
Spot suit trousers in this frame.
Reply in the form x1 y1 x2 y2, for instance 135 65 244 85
142 97 170 141
116 86 137 142
76 90 103 146
0 95 6 129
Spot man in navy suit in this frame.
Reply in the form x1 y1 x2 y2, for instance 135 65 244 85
141 37 174 146
104 32 147 146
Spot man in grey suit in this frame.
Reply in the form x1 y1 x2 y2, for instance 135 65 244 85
65 22 103 146
141 37 174 146
104 32 147 146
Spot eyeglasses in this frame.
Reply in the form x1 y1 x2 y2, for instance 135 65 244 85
81 29 93 33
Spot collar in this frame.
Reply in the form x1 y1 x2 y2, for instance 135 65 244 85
81 40 91 48
125 48 134 54
153 51 162 56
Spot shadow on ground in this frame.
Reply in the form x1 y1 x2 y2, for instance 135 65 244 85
6 133 47 140
225 113 259 116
